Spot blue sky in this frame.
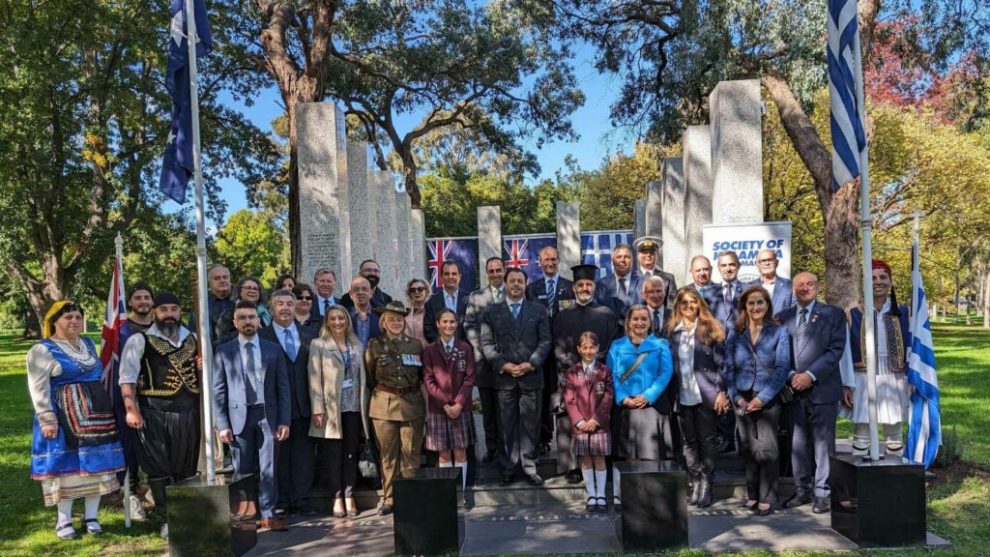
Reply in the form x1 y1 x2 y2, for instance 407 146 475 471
197 43 637 227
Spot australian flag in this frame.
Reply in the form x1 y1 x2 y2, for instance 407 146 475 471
428 239 479 290
581 231 634 280
503 234 556 282
160 0 212 203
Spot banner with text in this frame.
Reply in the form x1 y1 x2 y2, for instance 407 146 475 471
703 221 793 283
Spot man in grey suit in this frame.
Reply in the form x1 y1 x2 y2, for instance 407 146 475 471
465 257 507 463
260 289 318 516
480 267 552 486
214 301 292 531
749 249 796 316
708 250 747 331
777 272 846 514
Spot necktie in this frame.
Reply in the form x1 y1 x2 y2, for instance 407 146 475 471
546 279 556 310
799 308 809 330
323 298 331 315
493 288 502 303
619 277 628 298
445 342 453 355
511 303 521 319
284 327 297 361
446 292 456 311
653 309 662 335
245 341 260 402
724 284 734 307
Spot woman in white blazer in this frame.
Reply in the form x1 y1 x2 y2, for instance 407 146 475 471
309 305 370 518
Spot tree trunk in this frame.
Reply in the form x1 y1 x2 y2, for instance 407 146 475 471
399 147 422 209
983 267 990 328
763 75 862 309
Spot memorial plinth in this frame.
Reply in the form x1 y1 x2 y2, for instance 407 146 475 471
394 467 461 556
830 454 926 548
616 461 688 552
167 474 257 557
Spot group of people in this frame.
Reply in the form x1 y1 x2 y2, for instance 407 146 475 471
27 237 913 539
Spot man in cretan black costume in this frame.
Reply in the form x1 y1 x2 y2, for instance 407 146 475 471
119 291 201 538
552 264 621 481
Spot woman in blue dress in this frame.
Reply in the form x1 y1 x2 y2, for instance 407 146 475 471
26 302 125 540
607 304 674 511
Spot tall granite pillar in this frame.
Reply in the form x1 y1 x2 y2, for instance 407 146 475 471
683 126 713 263
634 200 647 240
297 102 350 295
477 207 502 280
555 202 581 280
346 142 375 285
710 79 764 224
395 190 414 288
410 208 427 281
661 158 687 285
374 171 400 297
646 181 663 238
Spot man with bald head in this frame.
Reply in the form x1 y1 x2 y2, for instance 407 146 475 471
748 249 795 316
348 276 381 346
776 272 846 514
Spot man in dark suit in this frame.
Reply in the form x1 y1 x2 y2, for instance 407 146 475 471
260 289 319 516
214 301 292 531
595 244 639 318
525 245 574 453
778 272 846 514
347 276 381 346
708 250 747 331
687 255 719 300
340 259 393 309
480 267 552 486
633 236 677 310
309 268 340 322
465 257 507 463
187 264 234 346
749 249 796 316
424 260 471 343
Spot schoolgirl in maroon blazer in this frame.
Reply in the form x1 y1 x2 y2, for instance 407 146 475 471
562 331 614 512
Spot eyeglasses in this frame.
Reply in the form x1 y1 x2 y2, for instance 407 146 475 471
296 295 313 301
757 258 776 264
409 287 427 293
241 285 260 291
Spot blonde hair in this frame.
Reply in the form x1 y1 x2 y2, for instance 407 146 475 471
320 305 361 347
624 304 651 337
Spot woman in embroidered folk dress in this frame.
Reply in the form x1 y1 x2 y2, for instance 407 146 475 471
309 305 369 518
26 302 125 540
563 332 613 513
422 308 476 497
607 304 674 511
849 259 912 456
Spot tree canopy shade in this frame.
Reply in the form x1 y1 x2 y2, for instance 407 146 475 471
0 0 278 333
230 0 583 276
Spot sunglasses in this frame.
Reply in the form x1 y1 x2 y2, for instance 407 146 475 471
409 287 427 293
296 295 313 301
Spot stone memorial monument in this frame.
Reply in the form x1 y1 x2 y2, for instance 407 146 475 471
710 79 764 225
555 202 581 280
346 142 376 285
410 208 427 281
646 180 663 239
477 206 502 277
661 158 687 284
634 199 647 240
374 170 401 297
683 125 713 263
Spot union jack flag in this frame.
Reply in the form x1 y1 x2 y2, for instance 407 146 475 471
100 254 127 396
504 238 530 268
428 239 453 288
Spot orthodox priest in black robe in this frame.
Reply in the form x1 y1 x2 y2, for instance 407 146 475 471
552 265 622 479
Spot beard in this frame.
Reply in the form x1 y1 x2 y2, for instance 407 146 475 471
365 274 380 289
156 317 179 337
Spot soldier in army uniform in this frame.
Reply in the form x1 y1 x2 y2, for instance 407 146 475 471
365 301 426 515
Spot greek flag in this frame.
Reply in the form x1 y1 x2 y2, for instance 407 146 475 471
905 246 941 468
827 0 867 191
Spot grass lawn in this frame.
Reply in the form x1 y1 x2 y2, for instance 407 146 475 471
0 324 988 556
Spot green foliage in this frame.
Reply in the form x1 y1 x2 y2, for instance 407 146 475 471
214 210 289 287
934 425 964 468
567 143 665 230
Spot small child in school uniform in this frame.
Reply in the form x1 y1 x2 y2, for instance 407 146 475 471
562 331 614 512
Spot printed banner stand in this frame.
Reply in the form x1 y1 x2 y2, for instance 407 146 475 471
703 221 792 283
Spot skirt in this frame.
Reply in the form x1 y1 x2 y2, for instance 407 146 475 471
571 430 611 456
851 370 911 425
617 406 664 460
425 409 476 451
40 473 120 506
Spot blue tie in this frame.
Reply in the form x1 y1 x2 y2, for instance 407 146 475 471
511 303 521 319
546 279 555 309
283 327 297 361
245 341 260 404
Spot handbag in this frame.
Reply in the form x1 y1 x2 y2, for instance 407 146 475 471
358 443 379 479
745 340 795 405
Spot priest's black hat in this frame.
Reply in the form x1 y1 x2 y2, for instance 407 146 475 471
571 264 599 283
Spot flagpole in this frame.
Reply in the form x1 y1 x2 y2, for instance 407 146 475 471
912 213 922 319
184 0 216 484
853 31 882 464
113 233 134 527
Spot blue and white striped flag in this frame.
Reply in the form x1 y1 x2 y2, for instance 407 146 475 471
827 0 867 191
905 246 941 468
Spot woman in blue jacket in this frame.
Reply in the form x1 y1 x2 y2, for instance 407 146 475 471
608 304 674 510
722 286 791 516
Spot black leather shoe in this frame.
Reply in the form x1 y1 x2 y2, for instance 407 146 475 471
497 474 514 487
525 474 545 486
688 474 700 506
697 479 714 509
482 449 498 463
756 505 774 516
377 505 392 516
740 500 758 510
565 469 583 484
783 494 812 509
812 498 831 514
